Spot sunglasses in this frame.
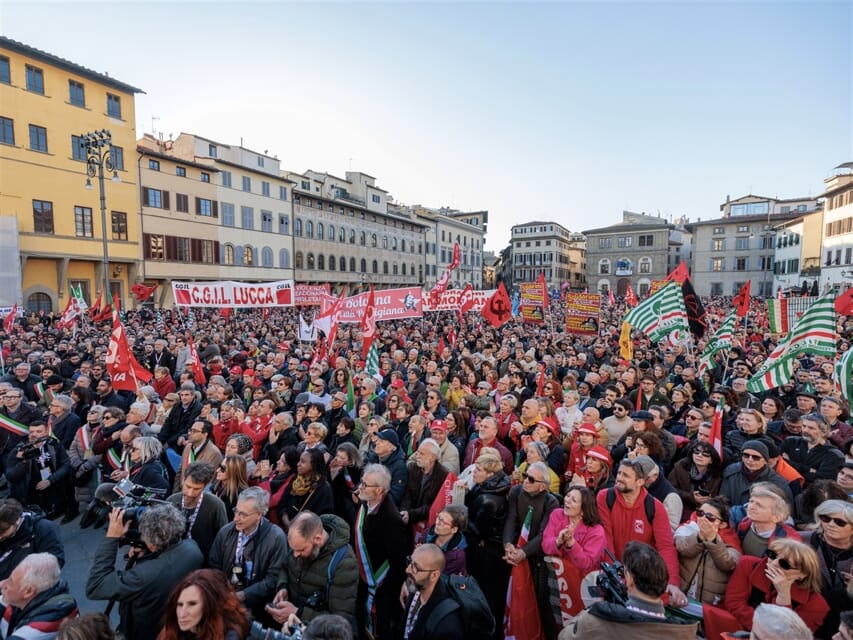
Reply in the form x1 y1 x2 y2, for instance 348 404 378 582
766 549 794 571
818 514 850 528
693 449 712 457
696 510 722 523
523 474 544 484
741 452 764 461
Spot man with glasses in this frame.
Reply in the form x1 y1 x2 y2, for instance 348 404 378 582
6 420 71 520
173 419 223 492
0 363 41 403
603 397 633 443
268 511 358 629
400 543 468 640
719 440 793 512
353 464 407 640
597 459 687 608
209 487 288 622
628 375 669 412
780 412 844 483
158 383 202 458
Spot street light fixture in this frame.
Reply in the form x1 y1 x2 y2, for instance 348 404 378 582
81 130 121 303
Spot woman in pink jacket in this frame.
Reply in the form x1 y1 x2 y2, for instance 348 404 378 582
542 484 606 574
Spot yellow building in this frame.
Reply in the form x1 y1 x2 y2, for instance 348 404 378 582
0 36 143 312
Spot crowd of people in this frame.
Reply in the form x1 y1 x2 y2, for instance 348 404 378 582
0 294 852 640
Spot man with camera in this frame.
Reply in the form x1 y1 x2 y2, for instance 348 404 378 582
86 502 204 640
560 541 698 639
5 420 70 519
267 511 358 629
209 486 288 623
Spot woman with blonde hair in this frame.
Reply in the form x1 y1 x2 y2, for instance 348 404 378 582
211 455 249 520
721 537 829 632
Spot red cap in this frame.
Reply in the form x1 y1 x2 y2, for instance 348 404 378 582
243 369 255 377
536 417 560 438
585 445 612 466
229 366 242 375
576 423 599 437
430 419 448 432
390 379 405 389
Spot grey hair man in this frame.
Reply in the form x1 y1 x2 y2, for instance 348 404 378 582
751 603 812 640
0 552 77 637
400 439 449 529
780 412 844 484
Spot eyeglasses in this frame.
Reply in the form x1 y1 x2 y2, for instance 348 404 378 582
406 556 435 574
766 549 794 571
358 481 379 488
523 474 545 485
435 515 454 527
741 452 764 461
686 414 701 421
696 510 722 523
818 514 850 527
693 449 712 457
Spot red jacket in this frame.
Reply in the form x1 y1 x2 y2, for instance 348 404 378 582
596 487 680 586
722 555 829 631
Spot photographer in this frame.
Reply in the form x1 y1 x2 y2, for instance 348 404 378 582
267 512 358 629
560 541 698 639
86 503 204 640
0 498 64 581
5 420 71 519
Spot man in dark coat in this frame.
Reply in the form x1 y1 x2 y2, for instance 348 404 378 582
0 388 38 471
0 552 77 638
158 384 201 455
0 363 43 403
401 439 450 543
373 430 408 506
166 461 228 563
0 498 64 581
86 503 203 640
401 543 466 640
5 421 71 518
353 464 408 640
780 412 844 483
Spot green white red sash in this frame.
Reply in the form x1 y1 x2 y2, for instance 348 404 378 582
0 414 28 437
105 446 124 471
76 425 102 484
353 503 390 639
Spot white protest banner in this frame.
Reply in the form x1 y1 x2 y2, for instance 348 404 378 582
172 280 294 308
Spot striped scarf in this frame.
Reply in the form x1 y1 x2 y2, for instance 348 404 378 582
353 503 390 639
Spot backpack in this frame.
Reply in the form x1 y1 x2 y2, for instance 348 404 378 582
424 574 495 640
604 487 655 524
323 546 348 606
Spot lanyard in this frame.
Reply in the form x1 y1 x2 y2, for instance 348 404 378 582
182 493 204 540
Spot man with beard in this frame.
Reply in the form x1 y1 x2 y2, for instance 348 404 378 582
400 543 468 640
166 461 227 563
400 439 450 541
267 511 358 629
780 412 844 483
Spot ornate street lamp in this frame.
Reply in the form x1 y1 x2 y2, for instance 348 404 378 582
82 129 121 303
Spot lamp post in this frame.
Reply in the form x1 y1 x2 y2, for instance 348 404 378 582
82 129 121 303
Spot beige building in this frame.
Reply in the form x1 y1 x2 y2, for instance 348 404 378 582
583 212 671 296
509 221 585 293
412 205 486 289
820 163 853 290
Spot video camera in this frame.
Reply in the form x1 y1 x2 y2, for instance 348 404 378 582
591 549 628 605
111 478 168 547
15 437 51 460
247 620 303 640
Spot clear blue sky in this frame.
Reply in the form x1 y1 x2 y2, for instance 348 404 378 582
4 1 850 251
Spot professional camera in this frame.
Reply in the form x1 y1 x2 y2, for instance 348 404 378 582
247 620 303 640
592 549 628 605
111 478 168 547
15 437 50 460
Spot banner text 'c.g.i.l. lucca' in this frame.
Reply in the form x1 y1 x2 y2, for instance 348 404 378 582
171 280 294 308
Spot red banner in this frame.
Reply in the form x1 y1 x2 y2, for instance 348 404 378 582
319 287 422 322
172 280 294 308
520 280 546 325
545 556 585 624
295 284 331 306
565 293 601 335
423 289 495 312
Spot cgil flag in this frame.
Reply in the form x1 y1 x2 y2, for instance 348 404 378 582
747 290 837 393
623 281 690 344
697 310 738 376
105 298 151 391
836 348 853 403
364 339 382 383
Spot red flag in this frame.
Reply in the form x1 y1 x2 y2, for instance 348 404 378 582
447 328 457 348
56 296 81 330
710 398 724 458
458 284 475 322
504 508 545 640
92 294 113 324
130 283 157 303
360 286 377 360
481 283 512 328
428 269 452 307
438 336 446 355
449 242 461 271
608 289 615 306
219 307 232 322
733 281 751 317
665 260 690 284
105 309 151 391
413 472 458 545
89 291 102 318
625 284 638 307
186 335 207 386
835 286 853 315
535 365 545 397
3 304 17 335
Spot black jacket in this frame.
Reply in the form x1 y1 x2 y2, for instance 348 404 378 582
0 512 65 581
465 472 511 545
401 461 450 525
158 399 202 451
87 537 203 640
403 577 466 640
379 446 409 507
780 437 844 483
49 412 80 450
5 438 71 505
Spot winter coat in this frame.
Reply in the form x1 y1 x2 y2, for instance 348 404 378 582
560 600 698 640
166 491 228 563
275 514 358 626
801 530 853 640
67 424 102 505
0 512 64 581
667 457 722 515
47 412 80 450
502 485 559 559
674 520 740 604
425 528 468 575
780 437 844 483
379 446 409 506
719 462 794 510
541 508 607 574
158 398 202 450
0 579 77 640
401 461 450 526
465 472 511 545
87 537 203 640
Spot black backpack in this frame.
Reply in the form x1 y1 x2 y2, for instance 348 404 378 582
424 574 495 640
604 487 656 523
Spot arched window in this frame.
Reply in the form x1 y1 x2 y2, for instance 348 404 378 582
349 257 356 271
339 227 346 242
392 238 398 250
410 263 415 277
393 263 398 276
307 253 315 269
279 249 290 269
328 225 335 241
295 252 304 269
329 255 336 271
372 260 378 274
383 261 389 274
317 222 324 240
360 231 366 246
402 263 407 276
349 229 355 244
317 254 325 270
383 235 388 249
262 247 273 267
339 256 347 271
244 246 254 266
638 257 652 274
401 239 406 252
306 221 314 239
294 218 303 237
223 244 235 265
371 233 377 248
360 258 367 273
26 292 51 314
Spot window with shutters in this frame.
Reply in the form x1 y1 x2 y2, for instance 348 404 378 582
279 214 289 235
279 249 290 268
32 200 54 234
196 198 213 217
28 125 47 152
111 212 127 240
74 206 93 237
261 210 273 232
262 247 273 267
112 146 125 170
262 181 270 197
142 188 169 209
25 65 44 94
176 194 189 213
71 135 85 161
176 238 190 262
146 234 164 260
329 255 336 271
242 176 251 192
279 186 287 200
221 171 231 188
350 257 356 271
221 203 235 227
294 218 302 237
241 207 254 229
339 256 346 271
223 244 234 265
201 240 215 264
106 94 121 118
